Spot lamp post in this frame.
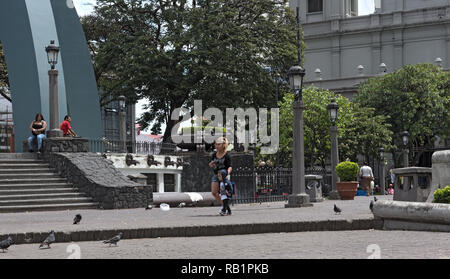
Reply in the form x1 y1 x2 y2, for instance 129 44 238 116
401 131 410 168
118 95 127 153
285 7 312 208
379 147 385 195
327 99 340 200
45 40 63 138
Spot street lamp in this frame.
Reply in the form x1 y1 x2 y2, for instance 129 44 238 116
401 131 410 167
118 95 127 153
327 99 340 200
286 64 311 208
45 40 63 138
379 147 385 195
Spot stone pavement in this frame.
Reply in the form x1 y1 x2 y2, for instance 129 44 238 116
0 195 391 244
2 230 449 259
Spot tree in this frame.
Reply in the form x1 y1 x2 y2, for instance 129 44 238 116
82 0 298 140
0 42 11 102
355 63 450 166
259 86 393 168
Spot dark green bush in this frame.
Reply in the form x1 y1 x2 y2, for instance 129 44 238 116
433 186 450 204
336 161 359 182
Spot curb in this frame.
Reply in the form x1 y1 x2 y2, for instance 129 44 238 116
0 218 383 245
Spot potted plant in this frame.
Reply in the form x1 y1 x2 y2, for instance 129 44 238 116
335 161 360 200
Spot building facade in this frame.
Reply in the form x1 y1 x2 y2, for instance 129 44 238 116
291 0 450 98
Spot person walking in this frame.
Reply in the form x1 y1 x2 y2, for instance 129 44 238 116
28 113 47 153
209 137 232 206
218 169 233 216
359 162 374 196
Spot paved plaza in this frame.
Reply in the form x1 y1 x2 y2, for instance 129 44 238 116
2 230 449 259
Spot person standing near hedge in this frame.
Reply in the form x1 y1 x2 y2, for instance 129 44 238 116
359 162 374 196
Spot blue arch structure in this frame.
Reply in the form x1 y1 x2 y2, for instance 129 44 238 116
0 0 102 152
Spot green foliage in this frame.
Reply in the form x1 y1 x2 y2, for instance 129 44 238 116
82 0 298 140
355 64 450 165
433 186 450 204
0 42 11 102
335 161 359 182
263 86 393 168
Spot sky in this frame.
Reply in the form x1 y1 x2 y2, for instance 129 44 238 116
71 0 375 131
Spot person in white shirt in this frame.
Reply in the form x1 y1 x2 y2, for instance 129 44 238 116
359 162 374 196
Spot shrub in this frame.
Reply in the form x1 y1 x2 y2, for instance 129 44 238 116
433 186 450 204
336 161 360 182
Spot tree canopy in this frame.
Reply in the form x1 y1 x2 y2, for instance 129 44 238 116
82 0 298 140
261 86 393 168
355 63 450 166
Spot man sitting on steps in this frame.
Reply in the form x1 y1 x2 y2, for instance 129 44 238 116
59 115 78 137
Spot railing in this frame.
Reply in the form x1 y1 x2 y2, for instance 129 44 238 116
88 139 178 155
231 166 332 204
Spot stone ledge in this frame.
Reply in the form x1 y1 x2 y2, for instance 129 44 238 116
373 200 450 232
0 219 381 245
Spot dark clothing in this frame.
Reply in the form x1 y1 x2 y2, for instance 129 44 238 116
222 198 231 214
211 151 232 174
31 122 44 135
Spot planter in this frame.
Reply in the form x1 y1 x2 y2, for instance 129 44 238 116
336 181 358 200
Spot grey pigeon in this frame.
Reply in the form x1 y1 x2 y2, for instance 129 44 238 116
178 202 186 208
374 197 378 202
0 237 13 252
145 205 153 210
39 231 55 249
370 200 374 212
103 232 123 246
334 204 342 215
73 214 82 225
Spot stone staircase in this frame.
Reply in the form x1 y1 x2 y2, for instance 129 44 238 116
0 153 98 213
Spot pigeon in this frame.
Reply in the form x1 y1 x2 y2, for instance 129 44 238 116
178 202 186 208
145 205 153 210
0 237 13 252
374 197 378 202
103 232 123 246
39 231 55 249
73 214 82 225
370 200 374 212
334 204 342 215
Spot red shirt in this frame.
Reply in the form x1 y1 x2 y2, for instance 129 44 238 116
60 120 71 135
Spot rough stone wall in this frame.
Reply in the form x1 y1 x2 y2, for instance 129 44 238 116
44 153 152 209
181 152 254 193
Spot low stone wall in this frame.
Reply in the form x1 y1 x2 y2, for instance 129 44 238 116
44 153 152 209
427 150 450 202
373 200 450 232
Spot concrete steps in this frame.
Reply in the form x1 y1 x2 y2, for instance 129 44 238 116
0 154 98 212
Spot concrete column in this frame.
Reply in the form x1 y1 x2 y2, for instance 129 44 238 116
157 173 165 193
175 173 182 192
329 125 340 200
119 109 127 153
47 69 63 138
286 100 312 208
380 160 386 195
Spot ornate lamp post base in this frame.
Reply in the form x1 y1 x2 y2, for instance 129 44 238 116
328 190 341 200
46 129 63 138
285 194 313 208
